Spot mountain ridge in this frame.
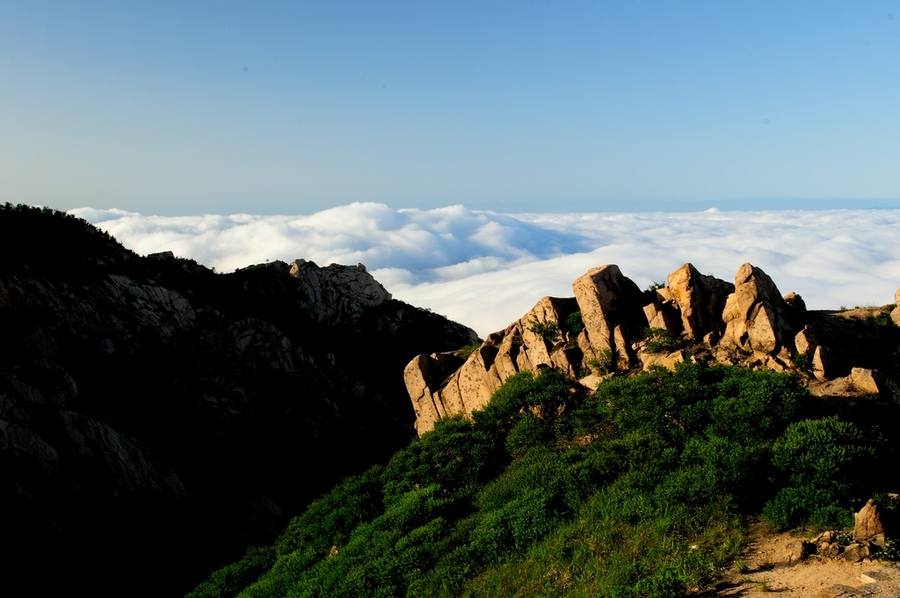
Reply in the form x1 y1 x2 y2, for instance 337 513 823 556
0 204 478 596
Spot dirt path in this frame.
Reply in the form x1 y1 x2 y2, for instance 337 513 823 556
712 528 900 597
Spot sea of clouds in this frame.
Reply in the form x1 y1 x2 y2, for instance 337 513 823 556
71 203 900 337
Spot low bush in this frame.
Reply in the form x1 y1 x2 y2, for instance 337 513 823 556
192 362 889 598
563 311 585 335
528 321 560 343
188 546 276 598
791 352 811 370
763 416 873 530
587 347 616 374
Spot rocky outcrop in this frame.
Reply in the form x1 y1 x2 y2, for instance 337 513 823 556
408 267 651 435
666 263 733 342
808 367 886 398
404 352 467 433
639 349 687 372
893 288 900 327
720 263 793 354
406 261 900 435
642 300 681 335
406 297 580 433
854 499 886 547
289 259 392 324
573 265 645 370
802 500 890 565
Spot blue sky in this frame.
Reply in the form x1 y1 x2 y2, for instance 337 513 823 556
3 1 900 215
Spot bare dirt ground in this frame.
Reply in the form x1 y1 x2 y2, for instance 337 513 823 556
711 526 900 597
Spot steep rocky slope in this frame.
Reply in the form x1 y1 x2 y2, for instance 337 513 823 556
0 205 477 596
406 262 900 435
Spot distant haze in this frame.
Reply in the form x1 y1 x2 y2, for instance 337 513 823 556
72 204 900 336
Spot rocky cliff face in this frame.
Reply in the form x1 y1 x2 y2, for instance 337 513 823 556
0 205 477 596
406 262 900 436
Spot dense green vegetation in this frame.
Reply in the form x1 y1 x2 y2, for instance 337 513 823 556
190 362 895 598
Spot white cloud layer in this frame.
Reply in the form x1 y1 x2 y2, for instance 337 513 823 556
71 204 900 337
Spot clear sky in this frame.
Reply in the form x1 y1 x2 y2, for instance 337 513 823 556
2 1 899 215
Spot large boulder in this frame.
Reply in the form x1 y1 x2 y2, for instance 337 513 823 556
404 352 468 434
794 326 818 357
850 368 883 395
572 265 645 370
639 349 687 372
812 345 838 381
854 499 887 546
721 263 793 355
642 301 681 335
666 263 734 342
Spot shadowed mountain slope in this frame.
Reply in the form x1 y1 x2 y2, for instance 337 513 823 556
0 204 477 596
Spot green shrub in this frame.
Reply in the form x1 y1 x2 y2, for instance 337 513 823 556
771 417 871 495
762 486 854 531
192 362 891 598
528 320 560 343
564 311 585 335
504 413 546 455
511 332 524 349
587 348 616 375
275 467 384 557
188 546 276 598
382 416 502 505
472 369 573 434
871 310 895 327
763 417 872 530
643 328 677 354
791 352 811 370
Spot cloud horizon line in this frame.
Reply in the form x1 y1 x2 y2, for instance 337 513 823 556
70 203 900 337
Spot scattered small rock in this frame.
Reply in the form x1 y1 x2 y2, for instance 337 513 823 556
779 541 810 567
842 543 870 563
850 368 883 395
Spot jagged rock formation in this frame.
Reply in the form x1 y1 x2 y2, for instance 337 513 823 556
406 296 584 433
854 499 887 547
720 263 794 354
289 259 392 324
0 205 477 597
406 262 900 435
666 262 733 342
893 288 900 327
